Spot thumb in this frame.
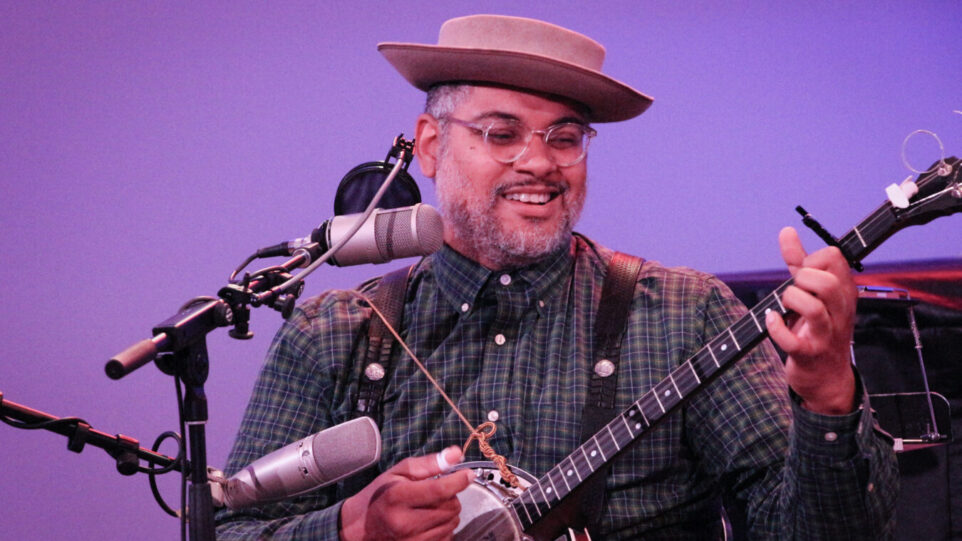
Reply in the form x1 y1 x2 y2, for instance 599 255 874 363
390 445 464 480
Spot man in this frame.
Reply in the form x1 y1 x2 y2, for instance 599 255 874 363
216 15 897 540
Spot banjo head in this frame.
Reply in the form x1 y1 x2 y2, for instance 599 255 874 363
452 461 537 541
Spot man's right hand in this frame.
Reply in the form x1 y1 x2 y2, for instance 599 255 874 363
339 446 475 541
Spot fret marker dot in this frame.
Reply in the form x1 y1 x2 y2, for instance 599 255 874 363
720 344 728 351
765 308 772 314
635 423 642 430
546 487 552 494
628 410 635 417
590 450 597 457
664 390 671 397
567 469 573 477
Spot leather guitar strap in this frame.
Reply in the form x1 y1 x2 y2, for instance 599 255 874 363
579 251 643 533
341 264 413 498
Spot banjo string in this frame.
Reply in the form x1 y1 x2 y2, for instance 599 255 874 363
355 291 522 489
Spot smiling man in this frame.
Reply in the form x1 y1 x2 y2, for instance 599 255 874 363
216 15 898 540
424 86 589 270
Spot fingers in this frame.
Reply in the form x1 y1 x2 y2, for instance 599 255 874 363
771 227 859 414
391 446 464 480
765 309 799 353
778 227 806 276
366 478 466 534
776 226 855 326
340 448 474 541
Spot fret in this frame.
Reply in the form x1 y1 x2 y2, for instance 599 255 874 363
651 389 666 413
853 226 867 247
841 235 862 260
521 488 543 519
621 413 635 438
579 446 593 475
517 491 535 524
535 483 551 512
706 344 720 367
772 290 786 313
748 309 763 332
684 360 701 385
546 472 560 499
557 463 572 491
607 425 621 451
567 455 583 482
668 372 682 397
591 435 606 462
631 402 650 428
727 328 741 350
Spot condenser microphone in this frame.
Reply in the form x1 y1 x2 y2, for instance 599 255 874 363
210 417 381 510
256 203 444 266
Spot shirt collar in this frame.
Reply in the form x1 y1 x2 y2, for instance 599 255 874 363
431 239 575 313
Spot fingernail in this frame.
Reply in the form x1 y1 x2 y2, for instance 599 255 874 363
436 446 461 472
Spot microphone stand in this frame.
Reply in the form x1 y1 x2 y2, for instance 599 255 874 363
102 137 413 540
0 391 182 474
104 245 320 541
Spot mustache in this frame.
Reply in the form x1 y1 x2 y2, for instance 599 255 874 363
493 179 570 197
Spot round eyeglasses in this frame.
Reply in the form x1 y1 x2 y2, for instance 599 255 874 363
442 116 597 167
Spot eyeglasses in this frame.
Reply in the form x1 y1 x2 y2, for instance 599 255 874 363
442 116 597 167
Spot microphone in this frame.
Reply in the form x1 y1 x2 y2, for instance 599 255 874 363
256 203 444 267
209 417 381 509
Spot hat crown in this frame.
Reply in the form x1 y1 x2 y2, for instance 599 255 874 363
437 15 606 73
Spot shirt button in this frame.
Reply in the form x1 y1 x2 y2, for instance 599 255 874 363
499 274 511 286
494 334 506 345
460 302 470 313
487 410 500 422
824 431 838 442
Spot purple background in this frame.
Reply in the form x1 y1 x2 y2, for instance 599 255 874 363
2 2 960 539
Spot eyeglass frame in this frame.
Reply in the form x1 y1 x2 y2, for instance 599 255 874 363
439 116 597 167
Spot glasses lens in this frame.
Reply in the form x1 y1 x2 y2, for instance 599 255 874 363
482 120 528 163
546 123 590 166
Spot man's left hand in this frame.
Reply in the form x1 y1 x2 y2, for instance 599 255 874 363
765 226 858 415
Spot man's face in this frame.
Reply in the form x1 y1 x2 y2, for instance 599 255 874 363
429 86 588 270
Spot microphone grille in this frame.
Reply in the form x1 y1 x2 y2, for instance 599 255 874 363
311 417 381 481
374 203 444 259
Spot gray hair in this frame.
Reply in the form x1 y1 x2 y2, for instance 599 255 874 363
424 83 473 119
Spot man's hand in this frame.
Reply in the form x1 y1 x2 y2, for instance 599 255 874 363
339 446 475 541
765 227 858 415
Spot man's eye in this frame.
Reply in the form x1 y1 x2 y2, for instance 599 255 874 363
547 128 582 147
486 127 522 145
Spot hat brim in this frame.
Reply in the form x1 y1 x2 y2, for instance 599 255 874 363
378 43 653 123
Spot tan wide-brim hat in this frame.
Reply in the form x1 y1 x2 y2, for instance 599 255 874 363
378 14 653 123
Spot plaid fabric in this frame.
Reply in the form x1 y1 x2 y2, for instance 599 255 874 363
216 234 898 540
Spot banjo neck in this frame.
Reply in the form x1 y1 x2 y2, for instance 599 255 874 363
507 157 962 534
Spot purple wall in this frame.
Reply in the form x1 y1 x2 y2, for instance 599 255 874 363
2 3 959 539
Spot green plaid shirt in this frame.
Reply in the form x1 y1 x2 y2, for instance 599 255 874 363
216 234 897 539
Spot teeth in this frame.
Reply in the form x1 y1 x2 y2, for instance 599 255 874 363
505 192 552 204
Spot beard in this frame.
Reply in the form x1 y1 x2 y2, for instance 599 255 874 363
434 144 585 269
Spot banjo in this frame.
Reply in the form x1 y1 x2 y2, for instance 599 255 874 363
449 157 962 541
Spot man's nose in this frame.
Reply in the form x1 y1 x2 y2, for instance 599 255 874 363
512 134 559 177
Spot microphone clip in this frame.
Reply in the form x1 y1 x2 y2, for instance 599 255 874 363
386 133 415 170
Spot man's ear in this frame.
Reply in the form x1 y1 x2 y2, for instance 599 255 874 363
414 113 440 179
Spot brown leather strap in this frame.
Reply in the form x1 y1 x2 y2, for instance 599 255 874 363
341 265 413 499
353 264 413 421
579 251 644 533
